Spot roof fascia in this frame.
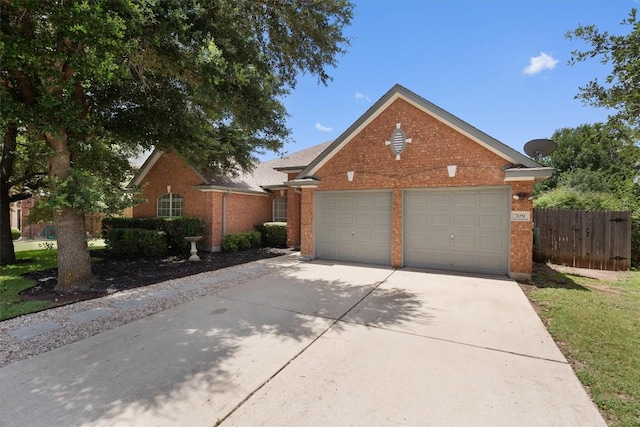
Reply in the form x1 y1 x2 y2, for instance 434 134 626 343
299 84 540 178
128 149 163 188
274 166 305 173
504 167 554 182
285 178 320 188
262 184 288 190
128 149 210 188
193 185 270 196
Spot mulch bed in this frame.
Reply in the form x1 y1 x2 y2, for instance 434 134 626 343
20 247 289 304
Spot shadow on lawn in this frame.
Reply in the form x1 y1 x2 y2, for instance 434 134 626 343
532 263 590 291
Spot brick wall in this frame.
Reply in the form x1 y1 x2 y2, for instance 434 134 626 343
299 98 535 278
133 152 275 251
224 192 273 235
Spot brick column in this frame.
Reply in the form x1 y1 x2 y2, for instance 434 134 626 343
509 181 534 281
299 187 315 259
391 187 403 268
286 183 301 248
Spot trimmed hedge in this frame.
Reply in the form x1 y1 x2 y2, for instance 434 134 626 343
102 217 205 254
11 227 21 240
104 228 168 257
255 222 287 247
223 231 261 252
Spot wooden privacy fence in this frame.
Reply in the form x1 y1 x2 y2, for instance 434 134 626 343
533 208 632 271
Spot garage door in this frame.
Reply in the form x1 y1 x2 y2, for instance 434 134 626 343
315 191 392 265
404 188 509 275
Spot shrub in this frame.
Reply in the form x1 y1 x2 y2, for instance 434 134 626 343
534 187 620 211
102 217 205 254
247 230 261 247
223 231 262 252
257 222 287 247
11 227 21 240
222 234 239 252
140 231 169 257
102 217 163 232
104 228 168 257
161 217 206 253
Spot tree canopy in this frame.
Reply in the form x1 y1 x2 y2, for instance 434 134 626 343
0 0 353 290
567 8 640 129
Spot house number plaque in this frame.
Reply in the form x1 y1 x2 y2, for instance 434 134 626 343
511 211 531 222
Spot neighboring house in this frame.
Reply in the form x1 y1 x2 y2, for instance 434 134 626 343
10 196 103 239
130 84 552 280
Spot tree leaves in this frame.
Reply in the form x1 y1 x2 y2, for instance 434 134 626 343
567 8 640 129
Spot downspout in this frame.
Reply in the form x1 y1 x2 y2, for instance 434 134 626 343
222 190 231 239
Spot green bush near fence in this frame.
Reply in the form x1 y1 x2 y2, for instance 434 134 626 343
255 222 287 247
102 217 205 254
222 231 261 252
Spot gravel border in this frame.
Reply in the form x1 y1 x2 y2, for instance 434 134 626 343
0 253 300 368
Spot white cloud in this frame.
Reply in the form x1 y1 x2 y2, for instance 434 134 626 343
524 52 559 75
315 122 333 132
355 92 371 102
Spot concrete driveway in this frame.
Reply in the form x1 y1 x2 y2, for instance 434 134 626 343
0 255 605 426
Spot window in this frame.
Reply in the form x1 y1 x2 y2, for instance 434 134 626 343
157 193 183 217
273 196 287 222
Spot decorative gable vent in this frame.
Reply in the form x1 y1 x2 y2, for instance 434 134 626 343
385 123 412 160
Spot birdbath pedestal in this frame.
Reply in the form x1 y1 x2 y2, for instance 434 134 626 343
184 236 203 261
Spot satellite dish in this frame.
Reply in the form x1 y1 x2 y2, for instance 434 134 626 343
524 139 557 159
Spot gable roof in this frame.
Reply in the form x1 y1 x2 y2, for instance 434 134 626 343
128 142 332 195
299 84 544 179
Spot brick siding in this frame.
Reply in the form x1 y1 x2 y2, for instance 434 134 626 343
299 98 535 278
133 152 274 251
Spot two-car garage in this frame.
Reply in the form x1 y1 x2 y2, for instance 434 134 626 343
314 187 510 275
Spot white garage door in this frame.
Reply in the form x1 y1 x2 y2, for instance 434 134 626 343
404 188 509 275
315 191 392 265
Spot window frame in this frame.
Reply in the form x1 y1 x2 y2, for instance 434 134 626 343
157 192 184 218
272 196 287 222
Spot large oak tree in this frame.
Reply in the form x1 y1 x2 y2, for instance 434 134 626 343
1 0 353 291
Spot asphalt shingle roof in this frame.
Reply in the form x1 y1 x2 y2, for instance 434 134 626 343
198 141 332 193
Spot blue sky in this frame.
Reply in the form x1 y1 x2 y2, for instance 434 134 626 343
261 0 637 161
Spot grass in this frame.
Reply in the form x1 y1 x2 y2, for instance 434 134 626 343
13 238 105 252
0 241 106 321
527 265 640 427
0 249 59 321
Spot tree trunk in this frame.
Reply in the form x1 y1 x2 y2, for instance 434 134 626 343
1 123 19 265
0 185 17 265
46 130 93 292
53 206 92 292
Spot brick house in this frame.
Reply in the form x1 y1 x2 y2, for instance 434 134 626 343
130 84 552 280
10 196 103 240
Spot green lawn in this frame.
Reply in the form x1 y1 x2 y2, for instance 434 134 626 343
12 238 105 252
0 249 59 321
0 241 106 321
529 266 640 427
